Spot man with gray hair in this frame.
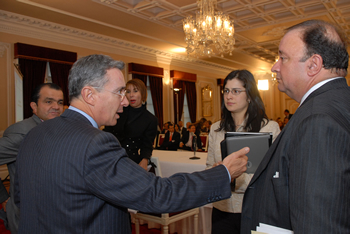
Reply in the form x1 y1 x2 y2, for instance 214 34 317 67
241 20 350 233
15 54 249 233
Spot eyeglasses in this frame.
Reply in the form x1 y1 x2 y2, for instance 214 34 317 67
92 87 126 101
222 88 246 96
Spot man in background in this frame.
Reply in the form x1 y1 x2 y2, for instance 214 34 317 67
283 109 293 119
161 122 169 134
0 83 64 233
179 124 202 151
159 124 180 151
178 121 186 137
241 20 350 233
15 54 248 233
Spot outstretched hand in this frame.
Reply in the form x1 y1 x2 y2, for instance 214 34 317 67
222 147 249 181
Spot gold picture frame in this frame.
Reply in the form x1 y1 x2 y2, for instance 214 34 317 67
202 85 213 117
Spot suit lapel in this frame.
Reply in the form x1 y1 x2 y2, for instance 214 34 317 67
250 78 347 185
248 127 286 185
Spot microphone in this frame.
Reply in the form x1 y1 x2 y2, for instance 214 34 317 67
190 134 200 160
193 135 197 152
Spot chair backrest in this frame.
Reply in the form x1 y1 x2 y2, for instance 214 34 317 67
200 135 208 152
153 136 157 148
157 134 165 147
150 157 162 177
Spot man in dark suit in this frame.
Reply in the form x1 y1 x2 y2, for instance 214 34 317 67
161 122 169 134
179 124 202 151
159 124 180 151
283 109 293 119
0 83 64 234
241 20 350 233
178 121 186 137
15 54 249 233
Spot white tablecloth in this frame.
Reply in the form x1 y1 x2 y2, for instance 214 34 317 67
133 149 213 234
152 149 208 177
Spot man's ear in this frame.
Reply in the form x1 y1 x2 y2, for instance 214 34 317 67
307 54 323 77
30 102 38 115
81 86 97 106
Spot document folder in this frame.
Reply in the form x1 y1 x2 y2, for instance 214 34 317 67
221 132 272 174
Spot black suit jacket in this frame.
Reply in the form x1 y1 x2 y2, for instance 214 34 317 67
15 109 231 233
241 78 350 233
180 127 187 136
159 131 180 150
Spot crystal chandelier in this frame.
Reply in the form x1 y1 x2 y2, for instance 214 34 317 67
183 0 235 58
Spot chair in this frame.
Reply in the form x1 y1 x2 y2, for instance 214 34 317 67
200 135 209 152
153 136 157 148
157 134 165 148
134 157 199 234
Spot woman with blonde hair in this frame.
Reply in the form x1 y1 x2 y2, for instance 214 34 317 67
104 79 158 170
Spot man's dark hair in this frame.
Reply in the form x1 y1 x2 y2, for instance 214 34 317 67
287 20 349 77
284 109 290 113
31 83 63 104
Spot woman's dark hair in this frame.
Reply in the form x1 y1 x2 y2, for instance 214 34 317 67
216 70 268 132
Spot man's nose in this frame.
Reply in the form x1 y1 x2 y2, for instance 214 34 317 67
271 59 280 73
122 96 129 107
51 102 59 109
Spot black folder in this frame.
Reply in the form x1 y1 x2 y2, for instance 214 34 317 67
221 132 272 174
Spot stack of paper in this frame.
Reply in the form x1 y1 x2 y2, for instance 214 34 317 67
252 223 294 234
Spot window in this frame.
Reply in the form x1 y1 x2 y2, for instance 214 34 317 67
44 62 52 83
183 92 191 124
146 77 155 115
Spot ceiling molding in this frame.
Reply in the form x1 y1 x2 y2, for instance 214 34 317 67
0 10 236 76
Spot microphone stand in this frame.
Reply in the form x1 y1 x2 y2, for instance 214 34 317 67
190 135 200 160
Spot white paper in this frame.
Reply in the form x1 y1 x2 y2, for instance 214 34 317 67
256 223 294 234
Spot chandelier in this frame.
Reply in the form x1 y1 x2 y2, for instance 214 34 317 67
183 0 235 58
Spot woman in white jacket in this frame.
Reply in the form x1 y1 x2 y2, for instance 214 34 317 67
206 70 280 234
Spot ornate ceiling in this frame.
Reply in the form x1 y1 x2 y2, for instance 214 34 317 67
1 0 350 74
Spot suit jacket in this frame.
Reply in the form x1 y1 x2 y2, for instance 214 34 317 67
15 109 231 233
159 131 181 150
0 114 42 233
181 131 202 150
241 78 350 233
180 127 187 136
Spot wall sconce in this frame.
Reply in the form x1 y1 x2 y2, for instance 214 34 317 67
258 80 269 90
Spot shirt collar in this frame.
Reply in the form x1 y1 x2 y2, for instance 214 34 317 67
299 77 341 106
68 106 99 128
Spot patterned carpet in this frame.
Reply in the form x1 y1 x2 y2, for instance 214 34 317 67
0 203 162 234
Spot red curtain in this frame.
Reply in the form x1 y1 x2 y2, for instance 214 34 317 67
149 76 163 129
19 59 47 119
49 63 72 105
185 81 197 123
132 74 147 85
173 80 185 123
